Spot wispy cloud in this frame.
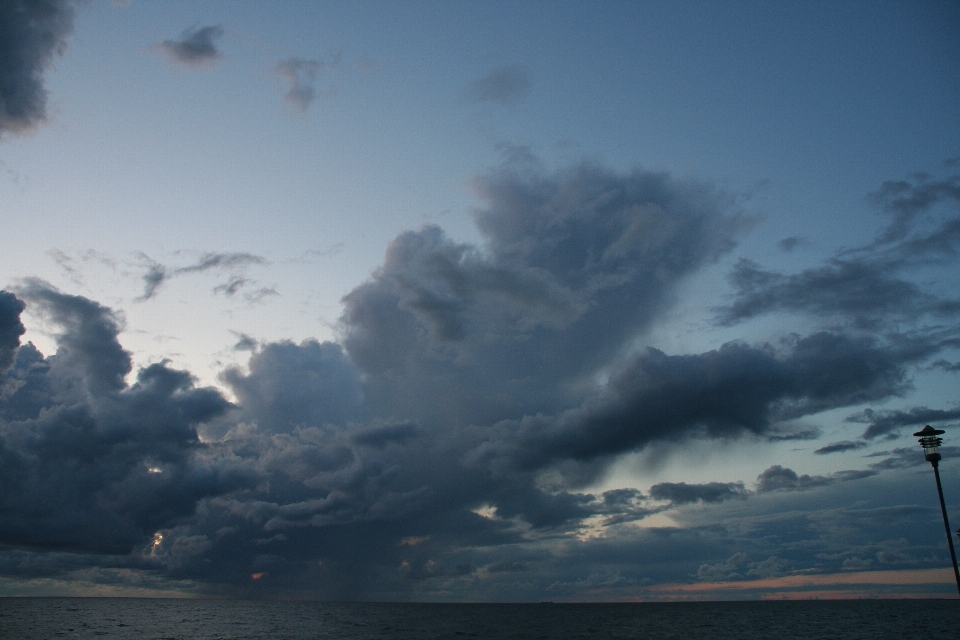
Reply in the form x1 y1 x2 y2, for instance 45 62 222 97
465 65 531 104
137 252 267 301
274 54 340 111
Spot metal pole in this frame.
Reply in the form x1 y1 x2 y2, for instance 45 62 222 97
931 460 960 597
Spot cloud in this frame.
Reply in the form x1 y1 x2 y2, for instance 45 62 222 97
219 339 364 434
718 168 960 330
845 406 960 440
466 65 531 104
696 552 786 581
137 252 267 301
814 440 867 455
0 291 26 373
0 0 75 136
649 482 747 505
718 257 955 329
480 331 920 472
755 465 831 492
777 236 809 252
341 162 742 429
157 25 224 67
867 172 960 245
274 54 339 112
0 285 242 556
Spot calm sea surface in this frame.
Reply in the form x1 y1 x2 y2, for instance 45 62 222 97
0 598 957 639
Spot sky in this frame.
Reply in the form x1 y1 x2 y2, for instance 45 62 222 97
1 0 959 601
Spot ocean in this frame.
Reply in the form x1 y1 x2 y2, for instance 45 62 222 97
0 598 957 639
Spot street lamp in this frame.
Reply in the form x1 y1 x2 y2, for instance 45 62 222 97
913 425 960 596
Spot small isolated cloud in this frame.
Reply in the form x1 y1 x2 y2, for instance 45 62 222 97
777 236 809 252
814 440 868 455
466 65 531 104
0 0 76 136
157 25 224 68
231 333 258 352
755 465 831 492
274 55 339 112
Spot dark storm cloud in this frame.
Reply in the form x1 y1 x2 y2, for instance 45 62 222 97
137 252 267 300
341 163 741 428
846 406 960 439
5 163 954 599
17 278 131 395
220 339 364 434
648 481 747 505
0 0 75 136
0 291 26 373
719 169 960 329
483 331 918 471
466 65 531 104
0 285 244 555
157 25 224 67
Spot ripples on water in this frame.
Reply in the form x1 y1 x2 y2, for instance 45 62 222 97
0 598 956 639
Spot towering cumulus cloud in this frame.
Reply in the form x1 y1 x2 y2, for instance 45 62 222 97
0 0 75 135
0 282 238 555
1 163 956 599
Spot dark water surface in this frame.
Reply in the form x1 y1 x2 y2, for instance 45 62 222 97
0 598 957 639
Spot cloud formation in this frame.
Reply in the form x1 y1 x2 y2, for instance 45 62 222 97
0 282 239 556
157 25 224 67
2 163 958 599
0 0 75 135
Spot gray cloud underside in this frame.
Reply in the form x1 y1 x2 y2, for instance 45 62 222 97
2 163 957 598
157 25 224 67
0 0 75 135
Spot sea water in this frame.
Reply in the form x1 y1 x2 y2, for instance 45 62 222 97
0 598 957 639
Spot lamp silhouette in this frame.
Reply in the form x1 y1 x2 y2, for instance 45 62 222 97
913 425 960 597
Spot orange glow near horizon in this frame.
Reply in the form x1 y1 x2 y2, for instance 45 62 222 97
635 568 957 601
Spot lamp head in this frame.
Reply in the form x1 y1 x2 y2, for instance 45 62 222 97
913 425 945 463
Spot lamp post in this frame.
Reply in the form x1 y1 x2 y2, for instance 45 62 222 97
913 425 960 596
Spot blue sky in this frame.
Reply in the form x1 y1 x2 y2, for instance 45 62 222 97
1 0 959 600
